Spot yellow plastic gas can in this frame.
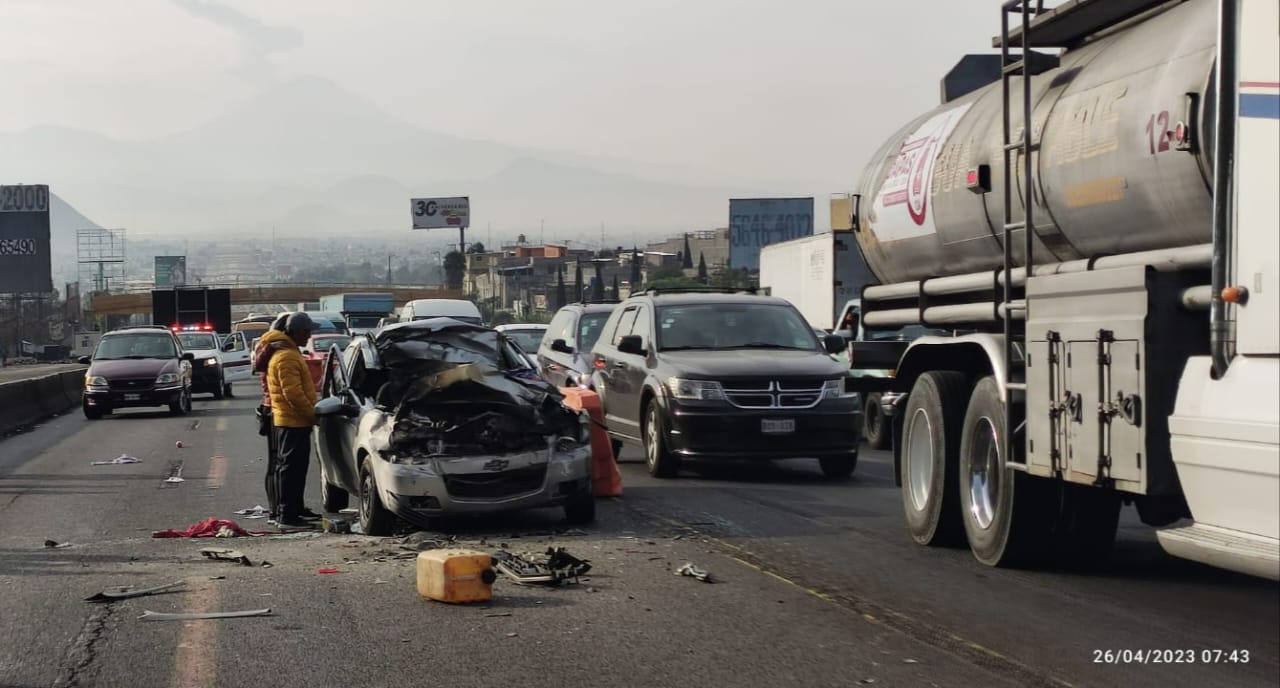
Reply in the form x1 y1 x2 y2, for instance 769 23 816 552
415 549 495 603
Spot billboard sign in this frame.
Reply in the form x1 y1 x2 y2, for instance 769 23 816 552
411 196 470 229
0 184 52 293
155 255 188 287
729 197 814 272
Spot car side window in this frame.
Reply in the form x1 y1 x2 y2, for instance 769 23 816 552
612 307 639 346
543 311 572 348
630 306 651 346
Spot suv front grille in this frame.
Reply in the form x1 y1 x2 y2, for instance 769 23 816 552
722 379 825 409
108 378 155 391
443 464 547 499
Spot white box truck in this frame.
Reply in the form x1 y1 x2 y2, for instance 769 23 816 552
758 230 874 332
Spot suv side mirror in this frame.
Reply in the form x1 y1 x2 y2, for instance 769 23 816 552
181 352 196 362
551 338 574 355
618 335 646 356
823 334 847 355
77 355 91 365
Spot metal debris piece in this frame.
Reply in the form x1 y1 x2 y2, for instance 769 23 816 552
200 548 252 566
338 508 358 515
675 562 714 583
322 517 351 534
492 547 592 586
234 505 270 519
44 539 72 549
86 580 185 603
483 612 512 618
139 608 272 621
91 455 142 466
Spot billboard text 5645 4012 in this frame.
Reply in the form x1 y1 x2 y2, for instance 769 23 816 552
729 197 814 272
0 185 52 293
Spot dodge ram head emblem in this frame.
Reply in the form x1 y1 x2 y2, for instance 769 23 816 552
482 459 510 472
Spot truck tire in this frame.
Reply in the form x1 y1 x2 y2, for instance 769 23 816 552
900 371 969 547
864 392 889 450
958 376 1056 567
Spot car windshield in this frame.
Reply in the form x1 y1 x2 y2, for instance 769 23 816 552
176 333 218 350
310 335 351 353
504 329 545 353
346 315 382 329
578 312 611 351
656 303 819 351
95 333 177 360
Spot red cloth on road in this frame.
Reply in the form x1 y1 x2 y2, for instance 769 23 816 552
151 517 269 538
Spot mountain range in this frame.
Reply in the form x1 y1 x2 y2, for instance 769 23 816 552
2 76 830 241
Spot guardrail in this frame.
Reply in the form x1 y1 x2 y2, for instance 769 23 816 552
86 286 464 316
0 368 86 436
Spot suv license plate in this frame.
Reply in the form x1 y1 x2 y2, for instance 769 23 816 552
761 418 795 435
124 393 141 401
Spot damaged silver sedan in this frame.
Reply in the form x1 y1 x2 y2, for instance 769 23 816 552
313 318 595 535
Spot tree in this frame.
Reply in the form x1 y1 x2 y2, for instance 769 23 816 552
555 264 567 310
468 242 486 254
697 252 708 284
573 261 584 302
647 276 703 291
630 247 642 288
443 250 465 291
682 233 694 269
611 274 620 298
592 261 605 301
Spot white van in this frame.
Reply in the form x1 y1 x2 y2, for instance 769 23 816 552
399 299 484 325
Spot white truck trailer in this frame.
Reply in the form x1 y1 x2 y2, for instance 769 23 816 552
758 230 874 332
849 0 1278 578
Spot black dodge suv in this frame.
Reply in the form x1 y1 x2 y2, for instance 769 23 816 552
590 288 861 479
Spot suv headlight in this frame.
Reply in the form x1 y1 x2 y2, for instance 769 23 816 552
667 377 725 401
85 375 108 389
204 357 219 367
821 379 856 400
156 372 179 385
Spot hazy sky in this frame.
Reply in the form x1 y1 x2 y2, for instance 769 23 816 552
3 0 1005 187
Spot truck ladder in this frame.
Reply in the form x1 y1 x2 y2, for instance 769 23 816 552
1000 0 1043 471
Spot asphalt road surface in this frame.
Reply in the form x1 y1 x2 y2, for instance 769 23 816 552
0 384 1275 688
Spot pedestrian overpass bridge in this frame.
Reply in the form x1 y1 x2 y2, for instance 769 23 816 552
86 284 462 317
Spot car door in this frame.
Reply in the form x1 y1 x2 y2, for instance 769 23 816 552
220 332 252 382
538 310 575 386
615 304 652 430
599 305 641 435
316 346 358 494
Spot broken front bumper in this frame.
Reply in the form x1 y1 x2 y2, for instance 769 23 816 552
370 443 592 526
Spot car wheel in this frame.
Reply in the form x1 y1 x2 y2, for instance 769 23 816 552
83 402 102 420
643 402 680 478
359 457 395 536
169 388 192 416
819 454 858 480
321 465 349 512
563 489 596 524
213 376 226 400
900 371 969 547
864 392 889 450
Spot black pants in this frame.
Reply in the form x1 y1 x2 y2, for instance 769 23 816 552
265 417 279 518
275 426 312 521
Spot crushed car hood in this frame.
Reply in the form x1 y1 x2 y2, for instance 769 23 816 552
373 319 580 457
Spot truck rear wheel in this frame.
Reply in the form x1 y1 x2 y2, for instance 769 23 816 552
864 392 889 450
900 371 968 547
958 376 1055 567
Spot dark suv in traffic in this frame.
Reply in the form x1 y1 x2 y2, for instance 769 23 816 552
590 288 861 479
80 327 195 419
537 300 619 388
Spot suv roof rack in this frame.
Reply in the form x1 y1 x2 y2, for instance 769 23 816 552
635 286 757 297
575 298 621 305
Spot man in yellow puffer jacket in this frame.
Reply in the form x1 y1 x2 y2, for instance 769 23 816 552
265 312 319 527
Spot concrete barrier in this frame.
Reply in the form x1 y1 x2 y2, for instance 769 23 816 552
0 370 85 437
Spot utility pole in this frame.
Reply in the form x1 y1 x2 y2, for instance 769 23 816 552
540 219 545 246
386 254 393 285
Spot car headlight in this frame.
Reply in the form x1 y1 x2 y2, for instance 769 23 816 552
821 379 856 399
204 357 219 367
86 375 108 389
156 372 179 385
667 377 725 401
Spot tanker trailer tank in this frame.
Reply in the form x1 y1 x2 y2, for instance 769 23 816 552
854 0 1217 285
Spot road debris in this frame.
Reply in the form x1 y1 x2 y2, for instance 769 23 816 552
493 547 591 586
152 518 272 539
338 508 358 515
234 506 271 519
321 517 351 534
91 455 141 466
675 562 714 583
44 539 72 549
164 476 185 484
139 608 272 622
85 580 185 603
483 612 512 618
175 441 184 449
200 548 252 566
317 567 340 575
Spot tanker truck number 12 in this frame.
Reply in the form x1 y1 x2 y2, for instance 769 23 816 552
1145 111 1173 155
